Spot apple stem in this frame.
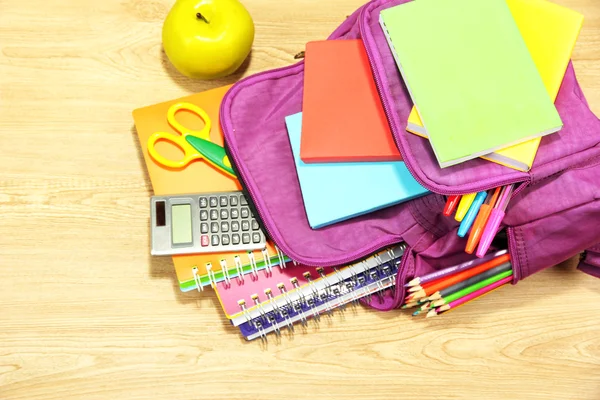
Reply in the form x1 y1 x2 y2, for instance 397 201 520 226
196 12 209 24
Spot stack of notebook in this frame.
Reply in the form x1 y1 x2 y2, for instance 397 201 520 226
380 0 582 170
292 39 430 229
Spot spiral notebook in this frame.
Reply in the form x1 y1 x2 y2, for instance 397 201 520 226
224 243 406 327
237 243 406 341
215 260 336 321
132 85 292 290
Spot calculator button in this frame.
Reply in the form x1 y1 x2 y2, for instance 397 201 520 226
201 235 209 247
211 235 220 246
241 207 250 218
211 222 219 233
251 219 259 230
241 221 250 231
220 196 228 207
200 223 209 234
221 235 230 246
230 196 238 206
220 209 228 220
232 233 241 245
200 210 208 221
221 221 229 233
241 195 248 205
210 210 219 220
209 197 218 207
252 232 262 243
231 221 240 232
230 209 239 219
199 197 208 208
242 233 251 244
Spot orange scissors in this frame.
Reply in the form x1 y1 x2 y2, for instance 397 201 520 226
147 102 236 177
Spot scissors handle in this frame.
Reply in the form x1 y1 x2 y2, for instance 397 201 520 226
147 132 199 169
168 102 212 140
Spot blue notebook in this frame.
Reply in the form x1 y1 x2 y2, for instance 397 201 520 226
285 112 429 229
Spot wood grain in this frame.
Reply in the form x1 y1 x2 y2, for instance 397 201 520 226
1 0 599 399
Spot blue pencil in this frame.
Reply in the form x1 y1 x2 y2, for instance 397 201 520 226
458 191 488 237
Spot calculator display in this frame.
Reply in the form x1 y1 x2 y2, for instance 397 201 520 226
171 204 192 245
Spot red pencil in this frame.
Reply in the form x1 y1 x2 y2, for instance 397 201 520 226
443 195 461 216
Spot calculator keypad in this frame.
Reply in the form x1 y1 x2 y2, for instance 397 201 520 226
196 192 265 253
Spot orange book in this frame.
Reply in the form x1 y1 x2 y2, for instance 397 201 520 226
132 85 240 196
300 39 402 163
132 85 288 292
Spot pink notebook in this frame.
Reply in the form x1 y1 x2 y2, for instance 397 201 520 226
214 260 338 319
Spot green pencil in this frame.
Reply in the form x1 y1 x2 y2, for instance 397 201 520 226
431 269 513 307
427 262 511 301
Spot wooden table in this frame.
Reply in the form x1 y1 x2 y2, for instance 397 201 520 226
1 0 599 398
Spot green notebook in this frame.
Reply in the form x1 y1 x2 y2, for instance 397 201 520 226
379 0 563 168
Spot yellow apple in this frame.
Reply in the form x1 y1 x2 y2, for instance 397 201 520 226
162 0 255 79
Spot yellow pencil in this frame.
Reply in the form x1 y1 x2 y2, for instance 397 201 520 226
455 193 477 222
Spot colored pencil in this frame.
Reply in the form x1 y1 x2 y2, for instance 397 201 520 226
401 302 419 309
427 261 512 301
477 184 516 258
427 276 512 317
408 284 423 293
457 190 488 237
406 252 511 301
465 187 502 254
404 249 508 287
430 269 513 307
407 252 510 300
443 195 461 216
455 193 477 222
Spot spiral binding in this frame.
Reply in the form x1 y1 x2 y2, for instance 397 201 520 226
230 244 405 327
330 267 346 311
192 267 204 292
278 282 306 328
193 244 291 291
237 300 254 327
206 263 218 289
237 243 407 342
220 259 231 287
276 246 287 269
262 248 273 277
248 252 259 280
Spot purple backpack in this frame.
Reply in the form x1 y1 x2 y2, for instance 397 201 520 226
220 0 600 311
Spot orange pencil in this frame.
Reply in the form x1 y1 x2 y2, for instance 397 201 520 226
408 271 461 293
406 253 511 301
465 187 502 254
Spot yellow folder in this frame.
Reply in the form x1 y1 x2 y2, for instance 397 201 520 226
406 0 583 172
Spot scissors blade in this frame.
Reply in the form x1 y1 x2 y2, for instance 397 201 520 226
185 136 236 178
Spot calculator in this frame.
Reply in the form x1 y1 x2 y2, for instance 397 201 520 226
150 191 267 256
